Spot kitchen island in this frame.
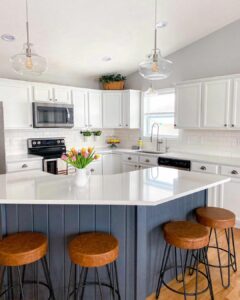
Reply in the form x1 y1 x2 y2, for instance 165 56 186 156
0 167 230 300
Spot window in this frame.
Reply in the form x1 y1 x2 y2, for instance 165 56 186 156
143 89 178 137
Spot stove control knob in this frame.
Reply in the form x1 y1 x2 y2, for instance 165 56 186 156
32 141 36 145
37 141 41 145
61 140 64 144
57 140 61 144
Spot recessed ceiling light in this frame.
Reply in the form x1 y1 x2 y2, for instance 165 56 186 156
102 56 112 62
1 34 16 42
156 21 168 29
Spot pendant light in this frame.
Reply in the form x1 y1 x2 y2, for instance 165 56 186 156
10 0 47 75
138 0 172 80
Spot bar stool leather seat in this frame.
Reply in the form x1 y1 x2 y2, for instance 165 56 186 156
196 207 235 229
164 221 209 249
0 232 47 267
69 232 119 267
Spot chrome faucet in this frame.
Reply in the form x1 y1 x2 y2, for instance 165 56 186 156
150 122 163 152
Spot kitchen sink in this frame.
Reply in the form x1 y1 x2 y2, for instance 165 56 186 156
138 150 166 155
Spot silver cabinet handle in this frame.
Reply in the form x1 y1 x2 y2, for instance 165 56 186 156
126 124 128 127
134 165 138 168
90 168 95 173
128 157 132 160
200 166 206 171
145 159 150 163
22 164 28 168
231 170 239 175
119 124 122 127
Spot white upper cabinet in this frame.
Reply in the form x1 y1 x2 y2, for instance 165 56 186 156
202 79 231 128
231 78 240 128
32 84 71 104
175 83 202 128
53 86 71 103
122 90 141 128
0 80 32 129
72 89 88 128
102 92 122 128
32 84 52 102
103 90 141 129
88 91 102 128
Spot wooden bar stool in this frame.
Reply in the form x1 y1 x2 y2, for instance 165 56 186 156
156 221 214 300
0 232 55 299
196 207 237 288
67 232 121 300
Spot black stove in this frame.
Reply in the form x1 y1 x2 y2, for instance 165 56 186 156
28 138 67 174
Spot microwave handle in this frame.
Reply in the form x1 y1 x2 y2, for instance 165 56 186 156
66 108 70 123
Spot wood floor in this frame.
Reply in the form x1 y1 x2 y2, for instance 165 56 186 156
147 229 240 300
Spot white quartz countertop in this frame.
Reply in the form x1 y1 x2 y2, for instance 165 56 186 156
0 168 230 206
6 154 43 163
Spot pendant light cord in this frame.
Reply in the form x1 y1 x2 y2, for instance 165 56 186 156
153 0 158 58
25 0 31 55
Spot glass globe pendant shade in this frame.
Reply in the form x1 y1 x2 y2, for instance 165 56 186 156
10 43 47 76
139 49 172 80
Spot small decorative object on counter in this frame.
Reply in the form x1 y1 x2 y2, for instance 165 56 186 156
92 130 102 141
81 130 92 142
61 147 100 187
106 136 121 148
137 137 143 150
99 73 126 90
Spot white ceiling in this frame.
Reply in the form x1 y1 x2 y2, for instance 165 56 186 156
0 0 240 86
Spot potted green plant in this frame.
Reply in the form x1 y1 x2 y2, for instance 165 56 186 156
99 73 126 90
92 130 102 141
81 130 92 142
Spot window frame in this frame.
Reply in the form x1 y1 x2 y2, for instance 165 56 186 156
141 88 178 140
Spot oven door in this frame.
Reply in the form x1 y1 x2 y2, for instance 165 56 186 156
33 102 74 128
43 158 68 175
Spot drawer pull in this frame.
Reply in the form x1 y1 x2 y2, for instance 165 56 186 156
90 168 95 173
200 166 206 171
231 170 239 175
22 164 28 168
145 159 150 163
128 157 132 161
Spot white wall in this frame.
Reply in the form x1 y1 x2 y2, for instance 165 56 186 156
126 19 240 91
125 19 240 158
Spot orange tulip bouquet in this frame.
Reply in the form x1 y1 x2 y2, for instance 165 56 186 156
61 147 100 169
61 147 100 187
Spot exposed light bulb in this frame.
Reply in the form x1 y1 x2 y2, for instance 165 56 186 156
151 62 159 73
25 56 33 70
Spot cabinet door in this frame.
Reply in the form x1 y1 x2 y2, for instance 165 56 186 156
232 78 240 128
87 160 102 175
32 84 52 102
222 179 240 224
53 86 71 103
175 83 202 128
122 90 140 129
88 91 102 128
72 89 87 128
202 79 231 128
0 82 32 129
102 92 122 128
122 163 138 173
102 154 122 174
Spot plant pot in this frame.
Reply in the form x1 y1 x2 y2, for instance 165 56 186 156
74 168 90 187
102 81 125 90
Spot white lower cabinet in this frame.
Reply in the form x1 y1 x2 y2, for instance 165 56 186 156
102 154 122 175
7 160 42 173
122 163 139 172
87 160 103 175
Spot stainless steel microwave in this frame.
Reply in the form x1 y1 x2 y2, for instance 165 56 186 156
33 102 74 128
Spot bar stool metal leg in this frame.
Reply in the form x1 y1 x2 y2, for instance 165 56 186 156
106 265 115 300
80 268 88 300
41 257 56 300
17 267 24 300
95 268 103 300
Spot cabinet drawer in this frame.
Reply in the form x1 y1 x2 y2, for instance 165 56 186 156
191 161 219 174
139 155 158 166
122 154 139 163
221 165 240 178
7 160 42 173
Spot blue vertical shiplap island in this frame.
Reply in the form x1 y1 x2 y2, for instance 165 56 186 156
0 168 229 299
